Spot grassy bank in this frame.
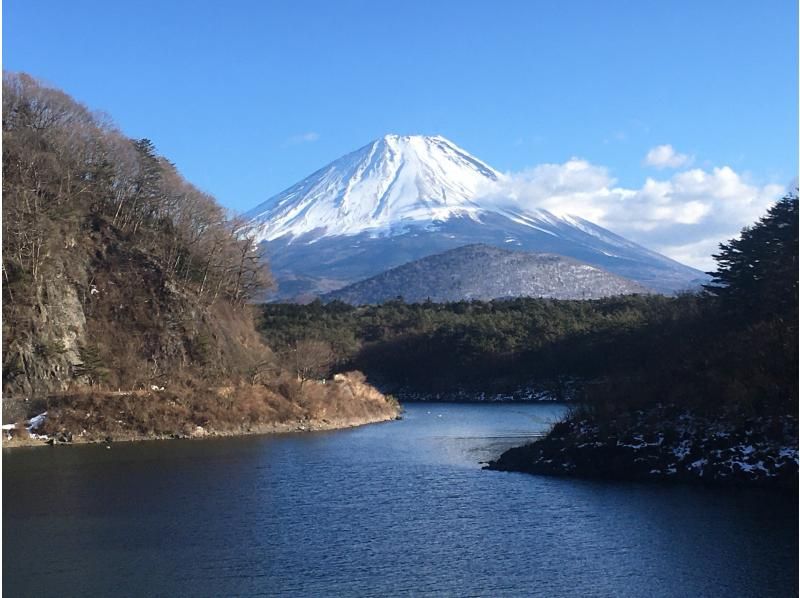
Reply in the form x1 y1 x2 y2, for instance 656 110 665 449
2 372 401 447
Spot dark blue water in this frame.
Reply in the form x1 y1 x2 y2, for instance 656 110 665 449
3 403 797 597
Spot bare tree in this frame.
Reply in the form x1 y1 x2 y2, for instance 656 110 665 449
285 339 334 385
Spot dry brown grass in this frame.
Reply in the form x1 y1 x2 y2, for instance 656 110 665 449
35 370 398 442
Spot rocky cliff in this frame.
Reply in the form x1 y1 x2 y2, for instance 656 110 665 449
2 72 400 438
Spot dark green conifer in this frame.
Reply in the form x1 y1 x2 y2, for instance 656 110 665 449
705 193 798 321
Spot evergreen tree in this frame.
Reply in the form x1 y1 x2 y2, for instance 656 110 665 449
705 193 798 321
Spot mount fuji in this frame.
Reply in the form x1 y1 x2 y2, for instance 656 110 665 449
245 134 706 300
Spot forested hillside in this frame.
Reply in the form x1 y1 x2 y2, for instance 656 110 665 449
1 73 398 439
322 244 650 304
260 293 701 397
260 195 798 416
489 195 798 487
3 74 269 399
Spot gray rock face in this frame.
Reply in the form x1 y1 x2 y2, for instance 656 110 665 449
322 244 651 305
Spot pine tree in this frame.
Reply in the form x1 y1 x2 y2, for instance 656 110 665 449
74 345 110 386
705 193 798 321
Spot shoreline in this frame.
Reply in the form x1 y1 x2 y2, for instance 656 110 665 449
380 385 575 403
2 411 401 450
486 407 798 491
2 373 402 450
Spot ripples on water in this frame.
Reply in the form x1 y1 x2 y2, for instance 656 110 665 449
3 403 797 597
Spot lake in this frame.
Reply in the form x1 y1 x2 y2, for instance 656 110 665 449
3 402 797 597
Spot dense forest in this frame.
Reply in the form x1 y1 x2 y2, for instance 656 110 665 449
585 194 797 418
1 73 398 439
261 194 798 418
260 293 699 397
488 196 798 486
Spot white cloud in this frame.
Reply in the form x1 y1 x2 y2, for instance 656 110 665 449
656 238 725 272
287 132 320 145
644 144 692 169
480 159 785 270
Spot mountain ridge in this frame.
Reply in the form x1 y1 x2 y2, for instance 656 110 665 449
244 134 707 299
322 244 651 305
246 134 502 241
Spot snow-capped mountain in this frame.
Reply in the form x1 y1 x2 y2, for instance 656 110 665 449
245 134 707 300
245 134 502 241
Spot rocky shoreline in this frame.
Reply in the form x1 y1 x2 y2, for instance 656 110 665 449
487 405 798 490
2 411 401 449
384 384 576 403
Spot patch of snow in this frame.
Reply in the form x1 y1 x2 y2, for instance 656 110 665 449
731 461 755 473
618 441 648 449
26 412 47 431
672 440 692 461
577 441 605 448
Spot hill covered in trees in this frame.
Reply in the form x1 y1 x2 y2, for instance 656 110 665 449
261 196 797 412
322 244 650 305
489 195 798 487
1 73 398 441
260 293 702 398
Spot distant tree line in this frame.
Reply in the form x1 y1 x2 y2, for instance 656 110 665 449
260 293 700 394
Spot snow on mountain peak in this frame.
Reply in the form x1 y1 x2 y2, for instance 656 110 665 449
245 134 506 241
244 134 706 297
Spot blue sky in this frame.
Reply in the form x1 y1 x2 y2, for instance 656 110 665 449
3 0 797 266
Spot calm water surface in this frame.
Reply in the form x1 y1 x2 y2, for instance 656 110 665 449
3 402 797 597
